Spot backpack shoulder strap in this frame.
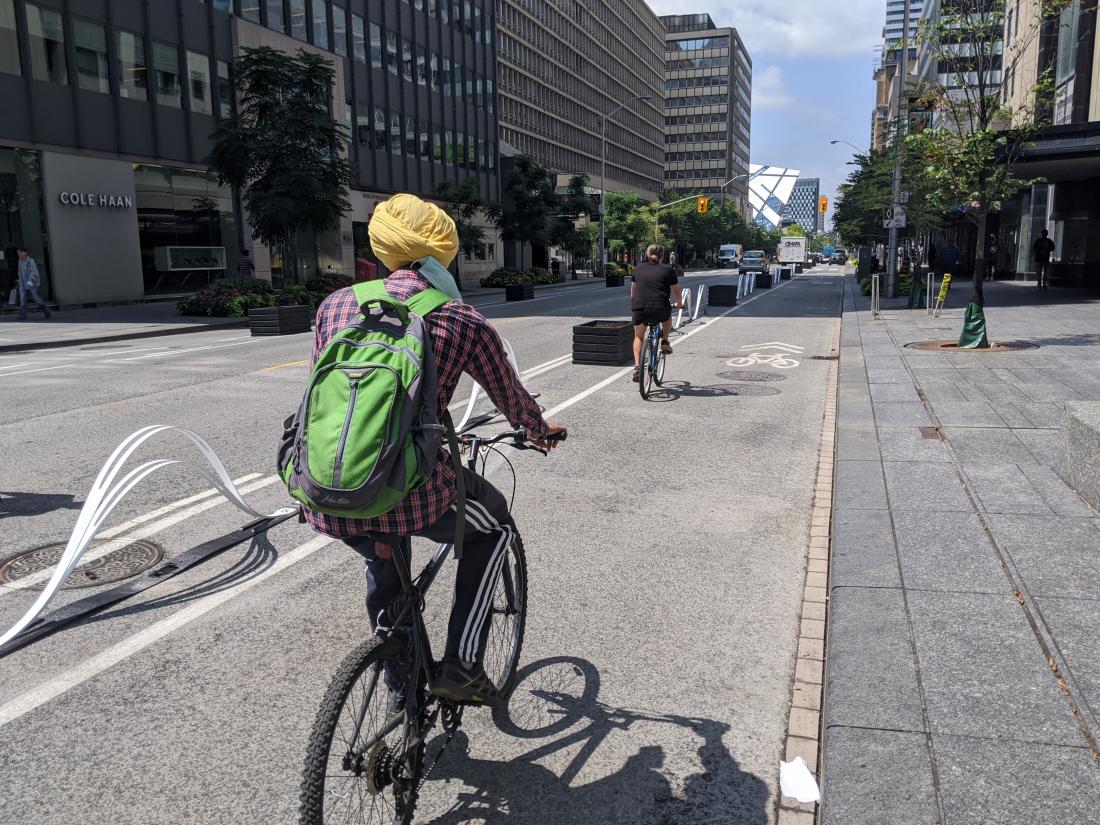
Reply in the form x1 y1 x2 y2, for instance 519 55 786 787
352 280 410 322
405 287 454 318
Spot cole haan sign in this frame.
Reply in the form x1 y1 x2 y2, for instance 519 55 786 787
58 191 134 208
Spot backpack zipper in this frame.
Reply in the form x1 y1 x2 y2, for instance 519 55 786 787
331 372 365 488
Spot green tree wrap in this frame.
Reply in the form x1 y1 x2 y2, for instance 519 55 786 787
958 302 990 349
907 273 926 309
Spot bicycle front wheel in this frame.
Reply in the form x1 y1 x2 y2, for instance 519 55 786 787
482 532 528 700
655 349 667 386
639 335 653 399
300 637 423 825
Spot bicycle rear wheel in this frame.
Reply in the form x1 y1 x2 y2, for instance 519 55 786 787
639 335 654 399
300 637 423 825
482 532 527 700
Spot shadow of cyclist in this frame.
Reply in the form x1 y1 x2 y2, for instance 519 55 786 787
421 656 769 825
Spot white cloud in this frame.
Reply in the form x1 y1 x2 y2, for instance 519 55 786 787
646 0 884 58
752 65 794 110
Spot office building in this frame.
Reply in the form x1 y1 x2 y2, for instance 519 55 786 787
883 0 924 48
994 0 1100 285
660 13 751 214
0 0 500 306
782 177 822 235
496 0 665 197
747 164 799 230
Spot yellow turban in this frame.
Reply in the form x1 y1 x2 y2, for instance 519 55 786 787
368 194 459 271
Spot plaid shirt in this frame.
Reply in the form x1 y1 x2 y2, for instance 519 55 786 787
302 270 548 538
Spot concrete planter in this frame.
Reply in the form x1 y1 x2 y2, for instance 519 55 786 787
248 305 312 336
572 320 633 365
505 283 534 301
605 275 624 287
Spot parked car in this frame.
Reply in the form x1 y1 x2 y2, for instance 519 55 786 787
830 252 846 265
738 250 767 274
716 243 743 268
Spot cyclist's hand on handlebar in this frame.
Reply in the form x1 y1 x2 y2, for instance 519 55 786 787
532 423 568 451
673 303 684 309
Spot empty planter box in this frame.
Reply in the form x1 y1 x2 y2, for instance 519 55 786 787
572 320 633 365
708 284 738 307
248 305 312 336
506 283 535 301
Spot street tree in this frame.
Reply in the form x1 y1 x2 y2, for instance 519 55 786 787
548 173 594 272
603 192 652 261
206 47 355 282
489 155 558 267
908 0 1067 306
833 148 941 249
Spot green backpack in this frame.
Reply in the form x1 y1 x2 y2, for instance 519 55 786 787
278 280 462 522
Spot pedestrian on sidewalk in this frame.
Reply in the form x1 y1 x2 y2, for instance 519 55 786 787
16 247 50 321
1033 229 1055 290
237 248 255 277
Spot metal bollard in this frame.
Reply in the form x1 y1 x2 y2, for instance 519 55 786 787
871 274 881 319
926 274 935 315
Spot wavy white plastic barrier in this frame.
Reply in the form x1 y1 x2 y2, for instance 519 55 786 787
692 284 706 321
0 425 297 649
456 338 524 432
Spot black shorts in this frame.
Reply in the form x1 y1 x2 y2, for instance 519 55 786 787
632 306 671 326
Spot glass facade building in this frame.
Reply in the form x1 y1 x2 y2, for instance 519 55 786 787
660 14 752 214
782 177 822 236
0 0 500 304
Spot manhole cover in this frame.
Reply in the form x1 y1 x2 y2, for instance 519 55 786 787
0 539 164 590
717 370 787 382
905 340 1037 352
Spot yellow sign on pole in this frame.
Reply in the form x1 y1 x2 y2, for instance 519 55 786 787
937 273 953 303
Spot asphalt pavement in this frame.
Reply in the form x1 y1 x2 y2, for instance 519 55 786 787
0 266 844 824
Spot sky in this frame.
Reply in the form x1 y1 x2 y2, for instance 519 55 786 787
646 0 889 229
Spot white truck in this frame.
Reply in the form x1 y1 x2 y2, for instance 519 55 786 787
717 243 743 268
777 237 807 271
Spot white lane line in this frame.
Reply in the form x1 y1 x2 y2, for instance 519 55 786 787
217 336 251 342
0 363 30 372
0 475 278 594
107 339 259 362
0 535 332 728
0 364 75 378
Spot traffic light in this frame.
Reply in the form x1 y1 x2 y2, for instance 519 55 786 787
819 196 829 214
696 196 709 214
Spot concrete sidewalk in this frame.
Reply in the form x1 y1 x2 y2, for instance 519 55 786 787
822 276 1100 824
0 301 246 352
0 275 608 353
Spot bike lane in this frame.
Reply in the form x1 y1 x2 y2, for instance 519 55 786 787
0 271 842 824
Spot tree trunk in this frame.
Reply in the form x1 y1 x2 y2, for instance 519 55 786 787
971 211 987 307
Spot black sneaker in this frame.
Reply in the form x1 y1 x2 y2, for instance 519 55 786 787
660 341 673 355
430 658 502 707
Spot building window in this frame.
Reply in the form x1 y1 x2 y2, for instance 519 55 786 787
117 31 147 100
26 4 67 84
442 57 451 96
290 0 306 40
212 0 231 11
241 1 261 23
401 38 412 82
332 5 346 56
311 0 328 49
217 59 231 119
153 42 181 108
355 102 371 146
440 0 449 24
390 110 402 154
349 14 364 63
405 115 416 155
0 0 18 76
266 0 285 32
367 21 380 67
374 107 386 150
430 52 438 92
386 30 398 75
187 51 211 114
454 62 463 100
73 19 109 93
416 45 426 86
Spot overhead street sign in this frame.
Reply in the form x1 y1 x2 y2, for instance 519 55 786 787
883 207 907 229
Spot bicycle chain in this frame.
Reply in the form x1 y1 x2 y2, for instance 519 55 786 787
415 703 462 792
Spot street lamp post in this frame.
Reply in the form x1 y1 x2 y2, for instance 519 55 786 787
829 139 868 155
599 94 653 277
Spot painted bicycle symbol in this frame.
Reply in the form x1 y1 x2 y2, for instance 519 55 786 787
726 352 800 369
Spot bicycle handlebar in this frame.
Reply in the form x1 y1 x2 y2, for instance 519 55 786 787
459 427 567 451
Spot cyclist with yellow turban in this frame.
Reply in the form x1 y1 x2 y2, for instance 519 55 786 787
302 194 567 707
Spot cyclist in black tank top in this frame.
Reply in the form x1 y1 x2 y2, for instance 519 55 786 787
631 244 683 382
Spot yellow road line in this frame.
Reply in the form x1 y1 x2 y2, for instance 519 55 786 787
262 359 309 372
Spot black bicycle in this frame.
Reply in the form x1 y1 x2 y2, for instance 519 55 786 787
299 425 562 824
638 317 668 400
